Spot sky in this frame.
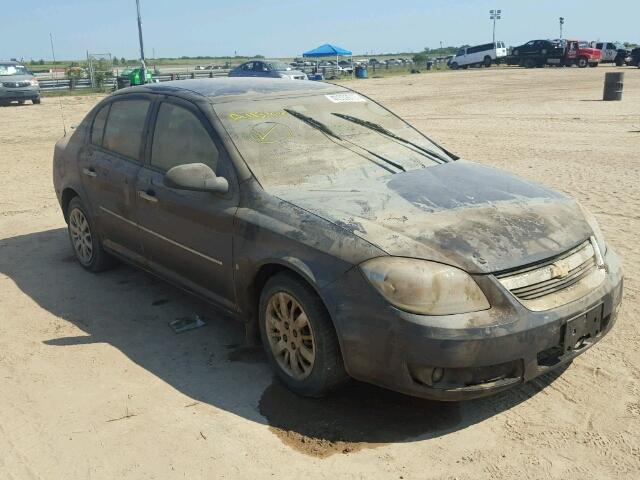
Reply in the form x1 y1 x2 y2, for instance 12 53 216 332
1 0 638 61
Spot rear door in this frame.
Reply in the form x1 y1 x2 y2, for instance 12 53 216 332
77 95 152 263
135 97 238 309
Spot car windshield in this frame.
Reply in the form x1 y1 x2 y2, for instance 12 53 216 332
216 91 449 189
0 64 29 76
266 62 291 71
579 41 590 48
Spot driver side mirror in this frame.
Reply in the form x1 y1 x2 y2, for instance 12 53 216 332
164 163 229 194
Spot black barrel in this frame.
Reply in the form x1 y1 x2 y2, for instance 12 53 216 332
603 72 624 101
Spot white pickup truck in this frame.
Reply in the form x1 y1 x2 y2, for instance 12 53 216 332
592 42 628 66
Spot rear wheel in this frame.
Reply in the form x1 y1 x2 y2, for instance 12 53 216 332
259 272 348 397
483 56 492 67
67 197 115 272
523 58 536 69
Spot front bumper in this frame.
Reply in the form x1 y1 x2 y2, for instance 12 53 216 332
0 86 40 101
321 248 623 401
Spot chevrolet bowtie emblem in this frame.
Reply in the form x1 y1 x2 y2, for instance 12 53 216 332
550 263 570 279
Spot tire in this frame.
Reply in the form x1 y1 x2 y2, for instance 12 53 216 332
483 56 492 67
615 58 624 67
32 97 41 104
66 197 115 272
259 272 348 397
18 100 25 105
450 62 459 70
523 58 536 69
577 57 588 68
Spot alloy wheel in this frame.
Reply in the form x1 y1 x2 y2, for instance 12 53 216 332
265 291 316 380
69 207 93 265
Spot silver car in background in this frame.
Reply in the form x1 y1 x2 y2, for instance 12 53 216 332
0 61 41 105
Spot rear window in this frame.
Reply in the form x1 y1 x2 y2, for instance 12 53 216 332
102 99 150 161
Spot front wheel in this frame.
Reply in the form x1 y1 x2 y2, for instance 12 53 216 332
67 197 115 272
259 273 348 397
577 57 588 68
450 62 459 70
32 97 41 104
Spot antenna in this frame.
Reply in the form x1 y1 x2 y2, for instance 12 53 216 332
50 33 67 136
135 0 147 84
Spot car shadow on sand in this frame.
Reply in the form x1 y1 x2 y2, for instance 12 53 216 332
0 228 569 457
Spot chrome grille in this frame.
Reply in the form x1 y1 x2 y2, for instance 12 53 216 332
497 239 606 311
2 81 31 88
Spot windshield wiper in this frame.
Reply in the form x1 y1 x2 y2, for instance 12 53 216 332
284 108 342 140
283 108 405 172
331 112 450 163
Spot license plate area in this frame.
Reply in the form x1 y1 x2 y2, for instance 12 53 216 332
563 303 603 353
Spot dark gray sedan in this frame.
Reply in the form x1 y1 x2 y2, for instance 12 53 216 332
229 60 307 80
53 78 623 400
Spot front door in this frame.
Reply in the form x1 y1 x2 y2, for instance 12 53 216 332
135 98 238 309
77 96 152 262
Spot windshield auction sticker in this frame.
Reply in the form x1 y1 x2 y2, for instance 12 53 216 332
325 93 366 103
229 111 288 121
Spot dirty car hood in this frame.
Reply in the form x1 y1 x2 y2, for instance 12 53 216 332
272 161 593 274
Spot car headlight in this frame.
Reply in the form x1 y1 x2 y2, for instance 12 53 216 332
359 257 490 315
578 203 606 255
30 79 39 86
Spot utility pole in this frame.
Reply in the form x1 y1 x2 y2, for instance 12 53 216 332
489 9 502 44
135 0 147 83
559 17 565 39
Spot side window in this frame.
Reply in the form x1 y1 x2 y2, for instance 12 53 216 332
102 99 150 161
596 43 604 49
241 62 253 71
150 102 220 173
91 104 110 146
525 41 535 47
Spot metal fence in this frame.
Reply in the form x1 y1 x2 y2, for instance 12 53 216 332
39 69 231 91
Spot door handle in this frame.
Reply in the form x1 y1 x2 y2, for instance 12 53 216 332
138 190 158 203
82 167 97 178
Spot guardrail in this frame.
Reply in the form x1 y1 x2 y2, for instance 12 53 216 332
39 69 231 91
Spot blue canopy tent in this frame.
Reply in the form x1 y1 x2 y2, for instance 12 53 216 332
303 44 353 78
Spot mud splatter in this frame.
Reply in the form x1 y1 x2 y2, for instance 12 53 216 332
259 381 460 457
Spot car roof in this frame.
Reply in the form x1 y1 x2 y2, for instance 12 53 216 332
114 77 347 104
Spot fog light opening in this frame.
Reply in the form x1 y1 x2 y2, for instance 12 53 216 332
432 367 445 384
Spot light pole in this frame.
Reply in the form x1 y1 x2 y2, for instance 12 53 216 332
135 0 147 84
559 17 565 39
489 9 502 44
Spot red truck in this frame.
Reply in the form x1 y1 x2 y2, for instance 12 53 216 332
560 40 602 67
507 39 602 68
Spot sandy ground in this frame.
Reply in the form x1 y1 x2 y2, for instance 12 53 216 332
1 66 639 479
